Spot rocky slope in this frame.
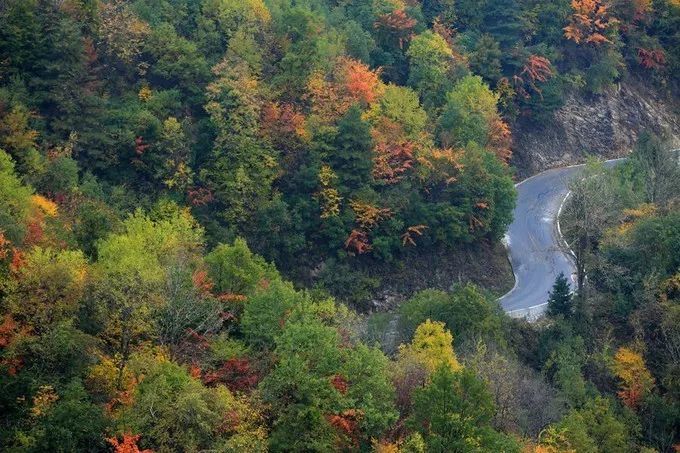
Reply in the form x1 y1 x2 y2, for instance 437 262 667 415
511 82 680 178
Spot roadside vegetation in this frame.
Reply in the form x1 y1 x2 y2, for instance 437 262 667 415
0 0 679 451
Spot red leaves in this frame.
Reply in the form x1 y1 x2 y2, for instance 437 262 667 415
375 10 417 35
521 55 553 85
331 374 349 394
637 48 666 70
373 141 415 184
134 136 150 155
202 358 260 392
107 434 154 453
327 409 364 448
337 58 383 106
375 10 417 49
345 229 372 255
187 187 214 206
488 117 513 163
9 248 25 273
0 315 18 349
513 55 554 103
260 102 307 150
192 269 214 297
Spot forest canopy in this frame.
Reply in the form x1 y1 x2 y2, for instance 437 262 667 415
0 0 679 451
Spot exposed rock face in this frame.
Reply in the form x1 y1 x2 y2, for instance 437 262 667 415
511 82 680 178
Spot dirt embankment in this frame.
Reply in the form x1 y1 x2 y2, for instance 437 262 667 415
511 82 680 178
363 242 514 311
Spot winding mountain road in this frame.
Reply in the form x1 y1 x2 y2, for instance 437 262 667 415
498 160 624 318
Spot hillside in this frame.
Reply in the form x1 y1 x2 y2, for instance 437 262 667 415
512 79 680 176
1 0 679 452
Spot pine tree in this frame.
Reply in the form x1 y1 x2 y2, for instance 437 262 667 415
331 105 374 193
547 272 573 318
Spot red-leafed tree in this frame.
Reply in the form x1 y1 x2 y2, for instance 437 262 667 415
637 48 666 70
345 229 372 255
202 358 260 392
374 10 417 49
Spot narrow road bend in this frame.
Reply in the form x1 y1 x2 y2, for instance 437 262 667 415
498 159 625 318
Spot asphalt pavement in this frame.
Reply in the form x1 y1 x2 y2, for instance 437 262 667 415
498 164 588 318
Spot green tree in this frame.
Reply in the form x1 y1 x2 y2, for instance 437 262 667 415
0 149 32 243
409 365 521 452
17 380 109 453
203 59 278 226
552 396 632 453
119 360 266 452
330 105 374 193
204 238 280 296
407 31 453 108
547 273 573 318
438 75 499 149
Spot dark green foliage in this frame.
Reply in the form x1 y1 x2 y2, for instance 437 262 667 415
547 273 573 318
0 0 677 449
330 105 374 193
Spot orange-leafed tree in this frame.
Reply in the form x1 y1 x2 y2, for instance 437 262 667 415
305 58 383 124
336 57 384 106
345 229 372 255
564 0 617 45
515 55 554 98
107 433 154 453
611 347 655 410
260 102 308 151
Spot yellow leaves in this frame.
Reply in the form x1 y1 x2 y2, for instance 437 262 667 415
530 426 578 453
0 106 39 153
138 86 152 102
611 347 655 410
372 439 400 453
31 385 59 417
318 165 338 187
417 147 465 186
0 231 10 260
398 320 462 373
564 0 616 45
349 200 393 229
317 166 342 219
607 203 656 237
622 203 656 220
319 188 342 219
31 194 58 217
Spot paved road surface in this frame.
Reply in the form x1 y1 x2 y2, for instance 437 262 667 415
498 160 624 318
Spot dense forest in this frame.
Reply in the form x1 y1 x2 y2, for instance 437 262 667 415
0 0 679 451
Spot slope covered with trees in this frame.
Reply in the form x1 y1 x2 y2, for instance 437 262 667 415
0 0 679 451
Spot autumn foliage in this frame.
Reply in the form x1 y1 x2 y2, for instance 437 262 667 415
564 0 617 45
107 434 154 453
637 48 666 69
612 347 655 410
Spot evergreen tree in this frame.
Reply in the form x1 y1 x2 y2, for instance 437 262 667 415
547 272 573 318
331 105 373 193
